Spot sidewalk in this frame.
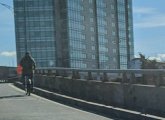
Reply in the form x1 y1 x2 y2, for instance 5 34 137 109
14 82 164 120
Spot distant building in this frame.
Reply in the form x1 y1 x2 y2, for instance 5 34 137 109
14 0 134 69
129 58 142 69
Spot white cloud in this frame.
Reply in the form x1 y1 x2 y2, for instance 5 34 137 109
134 54 165 62
133 7 165 28
149 54 165 62
0 51 16 57
134 15 165 28
133 7 156 14
0 7 14 25
134 54 140 58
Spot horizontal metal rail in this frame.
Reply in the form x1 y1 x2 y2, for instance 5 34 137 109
36 67 165 73
35 67 165 86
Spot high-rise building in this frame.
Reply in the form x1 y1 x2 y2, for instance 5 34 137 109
14 0 134 69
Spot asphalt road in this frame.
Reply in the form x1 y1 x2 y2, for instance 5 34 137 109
0 83 114 120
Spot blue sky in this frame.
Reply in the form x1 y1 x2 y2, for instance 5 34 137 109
133 0 165 61
0 0 165 66
0 0 15 66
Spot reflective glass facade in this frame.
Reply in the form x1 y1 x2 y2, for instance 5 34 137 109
117 0 128 69
14 0 56 68
96 0 109 69
67 0 87 68
14 0 134 69
117 0 134 69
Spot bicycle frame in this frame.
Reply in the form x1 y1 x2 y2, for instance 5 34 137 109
24 76 32 96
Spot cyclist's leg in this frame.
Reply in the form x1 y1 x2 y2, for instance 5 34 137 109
26 78 31 96
24 75 28 94
29 73 34 91
26 75 32 95
21 74 25 87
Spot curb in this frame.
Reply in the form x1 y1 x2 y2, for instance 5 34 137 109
14 82 163 120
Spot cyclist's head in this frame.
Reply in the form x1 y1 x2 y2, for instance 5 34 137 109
25 52 30 56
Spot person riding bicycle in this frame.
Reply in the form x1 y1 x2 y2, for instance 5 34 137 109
20 52 36 91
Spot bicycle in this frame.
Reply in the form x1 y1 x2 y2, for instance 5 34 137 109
24 76 32 96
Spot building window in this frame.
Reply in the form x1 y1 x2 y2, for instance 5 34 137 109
91 36 94 41
111 14 115 19
113 49 116 53
89 8 93 13
113 57 116 62
92 55 96 59
90 18 94 22
112 31 116 36
111 5 115 10
92 46 95 50
90 27 94 32
112 23 115 27
89 0 93 3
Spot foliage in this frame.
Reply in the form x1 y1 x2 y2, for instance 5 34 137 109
139 53 157 69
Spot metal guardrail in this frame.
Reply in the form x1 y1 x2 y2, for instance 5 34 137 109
0 79 8 83
35 67 165 86
0 76 19 83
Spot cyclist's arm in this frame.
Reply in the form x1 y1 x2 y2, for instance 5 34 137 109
32 59 36 73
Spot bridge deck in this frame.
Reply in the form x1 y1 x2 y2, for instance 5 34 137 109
0 83 114 120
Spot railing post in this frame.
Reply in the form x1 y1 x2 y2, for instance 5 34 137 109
39 70 42 74
87 71 92 80
142 74 147 84
42 70 44 75
122 72 127 83
45 70 48 76
42 70 45 75
35 70 38 75
159 73 163 86
130 73 135 84
52 70 56 76
47 70 52 76
72 70 76 79
76 71 80 79
55 70 59 76
153 74 157 86
102 72 108 82
62 70 67 77
156 73 163 87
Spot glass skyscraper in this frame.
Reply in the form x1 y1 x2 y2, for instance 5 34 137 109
14 0 134 69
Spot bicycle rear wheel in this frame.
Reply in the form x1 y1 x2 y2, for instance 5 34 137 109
27 79 32 96
27 84 31 96
25 77 32 96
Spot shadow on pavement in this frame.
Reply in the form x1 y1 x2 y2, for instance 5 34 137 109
0 95 26 99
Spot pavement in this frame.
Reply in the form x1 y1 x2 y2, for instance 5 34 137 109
0 83 115 120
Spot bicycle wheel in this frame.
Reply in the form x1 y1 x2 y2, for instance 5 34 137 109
24 76 28 95
27 84 31 96
26 79 32 96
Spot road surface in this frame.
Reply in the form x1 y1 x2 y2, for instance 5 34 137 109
0 83 115 120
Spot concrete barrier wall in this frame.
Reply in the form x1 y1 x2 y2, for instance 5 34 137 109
0 66 17 79
34 75 165 116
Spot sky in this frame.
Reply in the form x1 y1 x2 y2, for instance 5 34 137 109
0 0 165 66
133 0 165 61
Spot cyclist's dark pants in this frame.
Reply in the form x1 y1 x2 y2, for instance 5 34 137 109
22 73 34 89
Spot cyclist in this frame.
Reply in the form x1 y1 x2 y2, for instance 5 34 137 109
20 52 36 91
